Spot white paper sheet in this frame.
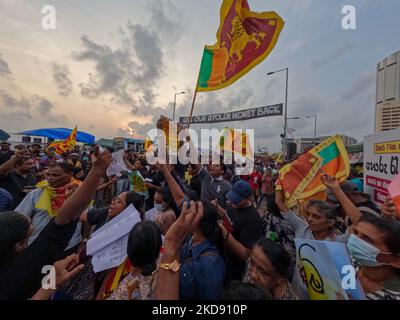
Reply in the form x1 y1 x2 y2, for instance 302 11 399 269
91 234 129 273
87 204 141 255
144 208 158 222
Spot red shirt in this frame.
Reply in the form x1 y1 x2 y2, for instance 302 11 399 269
249 172 262 190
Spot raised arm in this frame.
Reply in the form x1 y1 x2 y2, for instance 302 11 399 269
31 254 84 300
0 148 27 176
159 164 185 208
55 147 112 225
123 153 135 171
96 176 117 192
219 221 249 262
154 201 204 300
321 174 362 225
275 189 289 213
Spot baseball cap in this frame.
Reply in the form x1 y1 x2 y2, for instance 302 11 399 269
226 180 252 205
326 180 360 202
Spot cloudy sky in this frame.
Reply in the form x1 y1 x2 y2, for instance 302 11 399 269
0 0 399 151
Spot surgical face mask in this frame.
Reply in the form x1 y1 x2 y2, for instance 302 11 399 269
154 203 166 212
347 234 384 267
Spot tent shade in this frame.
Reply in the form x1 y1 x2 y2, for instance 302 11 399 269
19 128 95 145
0 129 10 141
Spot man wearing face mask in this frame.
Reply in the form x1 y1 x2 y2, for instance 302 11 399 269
216 180 262 280
322 174 400 299
346 213 400 300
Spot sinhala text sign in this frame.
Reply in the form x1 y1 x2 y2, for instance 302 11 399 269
364 129 400 204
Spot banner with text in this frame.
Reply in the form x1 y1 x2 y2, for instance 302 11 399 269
179 103 283 125
364 129 400 204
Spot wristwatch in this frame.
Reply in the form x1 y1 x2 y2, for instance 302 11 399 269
159 260 181 272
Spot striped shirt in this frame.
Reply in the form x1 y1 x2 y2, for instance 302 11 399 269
366 278 400 300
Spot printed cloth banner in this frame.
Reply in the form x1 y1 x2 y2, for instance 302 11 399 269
295 238 366 300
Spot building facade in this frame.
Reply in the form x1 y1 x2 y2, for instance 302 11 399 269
285 135 357 157
375 50 400 132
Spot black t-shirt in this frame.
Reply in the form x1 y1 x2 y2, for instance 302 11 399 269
87 207 110 232
0 150 14 165
227 205 262 280
189 174 202 199
0 219 77 300
0 171 37 209
145 170 164 210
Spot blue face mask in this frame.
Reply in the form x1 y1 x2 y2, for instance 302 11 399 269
347 234 384 267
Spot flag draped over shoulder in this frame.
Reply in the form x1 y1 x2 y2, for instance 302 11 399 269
276 135 350 207
197 0 284 92
47 126 78 155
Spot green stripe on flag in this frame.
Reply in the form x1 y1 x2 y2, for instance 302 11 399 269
319 143 340 166
198 49 214 88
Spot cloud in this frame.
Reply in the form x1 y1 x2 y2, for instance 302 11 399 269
1 93 32 110
148 0 182 45
0 53 12 77
310 43 355 69
73 0 183 109
0 91 67 126
52 62 73 96
37 98 54 114
341 72 375 101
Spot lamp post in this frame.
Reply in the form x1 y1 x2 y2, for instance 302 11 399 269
173 91 186 121
267 68 288 160
306 115 318 146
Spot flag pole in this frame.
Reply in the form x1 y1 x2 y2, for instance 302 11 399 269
187 88 198 129
187 53 203 129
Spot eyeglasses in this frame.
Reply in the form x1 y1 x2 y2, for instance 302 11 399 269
248 258 275 279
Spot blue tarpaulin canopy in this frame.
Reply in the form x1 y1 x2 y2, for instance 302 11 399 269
0 129 10 141
19 128 96 145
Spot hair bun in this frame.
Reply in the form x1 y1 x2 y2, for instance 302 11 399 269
141 262 157 276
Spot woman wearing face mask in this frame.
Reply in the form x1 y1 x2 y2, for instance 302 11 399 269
56 191 145 300
153 187 176 236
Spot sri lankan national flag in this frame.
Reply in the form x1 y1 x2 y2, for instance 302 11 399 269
219 127 253 159
197 0 284 91
47 126 78 155
276 135 350 208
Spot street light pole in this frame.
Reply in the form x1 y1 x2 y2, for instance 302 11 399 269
314 114 317 146
284 68 288 161
267 68 289 160
173 91 186 121
306 115 318 146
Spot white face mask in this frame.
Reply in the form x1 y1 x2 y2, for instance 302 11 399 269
347 234 391 267
154 203 166 212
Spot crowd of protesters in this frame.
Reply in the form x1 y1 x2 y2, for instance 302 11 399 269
0 136 399 301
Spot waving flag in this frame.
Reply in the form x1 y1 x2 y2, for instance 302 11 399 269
219 127 254 159
47 126 78 155
276 135 350 207
197 0 284 91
